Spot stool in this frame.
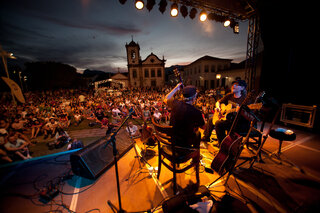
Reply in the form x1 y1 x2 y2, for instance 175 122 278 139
269 128 296 155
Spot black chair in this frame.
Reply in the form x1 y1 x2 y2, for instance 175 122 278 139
152 118 200 195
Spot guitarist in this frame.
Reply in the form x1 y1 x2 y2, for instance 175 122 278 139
203 80 254 146
164 83 205 158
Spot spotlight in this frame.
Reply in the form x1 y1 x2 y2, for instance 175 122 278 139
189 8 197 19
158 0 167 14
119 0 127 4
180 5 188 18
135 0 144 10
199 10 207 22
224 19 231 27
146 0 155 11
170 3 178 17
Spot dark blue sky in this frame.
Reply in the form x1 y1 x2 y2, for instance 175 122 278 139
0 0 248 73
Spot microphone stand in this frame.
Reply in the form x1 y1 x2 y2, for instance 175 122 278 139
107 108 134 213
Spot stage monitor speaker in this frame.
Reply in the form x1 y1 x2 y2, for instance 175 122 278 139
70 129 133 180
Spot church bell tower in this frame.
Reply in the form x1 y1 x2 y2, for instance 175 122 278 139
125 39 140 65
126 38 141 87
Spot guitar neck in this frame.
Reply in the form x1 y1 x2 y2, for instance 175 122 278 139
174 68 184 88
225 103 262 114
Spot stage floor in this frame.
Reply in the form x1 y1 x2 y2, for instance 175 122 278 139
1 123 320 213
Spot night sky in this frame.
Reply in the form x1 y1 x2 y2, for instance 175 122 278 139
0 0 249 73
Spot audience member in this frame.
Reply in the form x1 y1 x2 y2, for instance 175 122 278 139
4 129 32 160
126 121 141 138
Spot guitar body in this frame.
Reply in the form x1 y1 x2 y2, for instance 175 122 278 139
212 103 262 125
212 103 233 125
211 132 243 175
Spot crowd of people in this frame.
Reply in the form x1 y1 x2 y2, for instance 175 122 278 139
0 86 221 164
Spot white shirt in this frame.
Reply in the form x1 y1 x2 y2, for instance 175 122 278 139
126 125 138 136
153 112 162 119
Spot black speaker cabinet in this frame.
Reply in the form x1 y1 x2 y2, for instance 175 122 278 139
70 129 133 179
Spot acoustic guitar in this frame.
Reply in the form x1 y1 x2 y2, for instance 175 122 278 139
212 91 265 125
210 132 243 175
212 102 263 125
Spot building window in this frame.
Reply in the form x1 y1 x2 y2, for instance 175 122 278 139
204 65 209 72
222 77 226 87
145 69 149 78
198 66 201 73
157 68 162 77
131 50 136 59
132 69 137 78
151 69 155 77
210 80 215 89
151 80 156 87
211 65 215 72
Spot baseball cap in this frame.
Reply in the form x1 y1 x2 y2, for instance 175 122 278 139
232 80 247 88
183 85 197 98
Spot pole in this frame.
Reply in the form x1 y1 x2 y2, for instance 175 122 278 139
1 53 16 105
106 108 135 213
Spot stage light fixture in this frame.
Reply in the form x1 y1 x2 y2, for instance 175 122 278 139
224 19 231 27
180 5 188 18
207 12 215 20
199 10 207 22
189 8 197 19
119 0 127 4
135 0 144 10
158 0 167 14
146 0 155 11
170 3 178 17
231 21 239 34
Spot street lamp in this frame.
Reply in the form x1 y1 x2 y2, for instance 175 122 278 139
216 74 221 88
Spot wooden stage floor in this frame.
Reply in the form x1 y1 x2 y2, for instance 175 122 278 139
1 123 320 213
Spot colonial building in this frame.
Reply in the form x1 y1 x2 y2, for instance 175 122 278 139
182 55 246 90
125 40 166 88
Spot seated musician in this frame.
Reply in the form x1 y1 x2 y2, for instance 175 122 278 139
164 83 205 159
203 80 253 147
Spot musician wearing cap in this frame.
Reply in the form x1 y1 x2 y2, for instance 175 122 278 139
164 83 205 157
203 79 253 147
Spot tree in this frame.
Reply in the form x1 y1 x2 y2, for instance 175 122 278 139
24 61 86 90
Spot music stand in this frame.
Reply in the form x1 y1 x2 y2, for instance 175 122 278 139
106 108 135 213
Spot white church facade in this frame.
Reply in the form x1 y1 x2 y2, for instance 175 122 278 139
125 40 166 88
